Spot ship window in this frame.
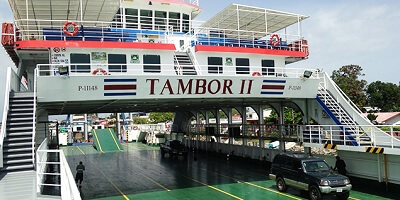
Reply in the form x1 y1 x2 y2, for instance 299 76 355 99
108 54 127 73
182 14 190 33
140 10 153 30
169 12 181 32
70 53 90 73
262 59 275 76
236 58 249 74
208 57 223 74
143 55 161 73
155 11 167 30
125 8 138 29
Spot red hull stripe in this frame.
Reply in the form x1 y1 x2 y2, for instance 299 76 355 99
262 85 285 90
104 85 136 90
195 45 307 57
16 40 176 50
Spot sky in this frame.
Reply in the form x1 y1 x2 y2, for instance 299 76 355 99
0 0 400 120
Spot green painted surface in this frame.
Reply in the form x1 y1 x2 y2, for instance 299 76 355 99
62 142 396 200
93 129 123 152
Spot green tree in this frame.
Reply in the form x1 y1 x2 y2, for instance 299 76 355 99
133 117 149 124
366 81 400 112
149 112 174 123
331 65 367 108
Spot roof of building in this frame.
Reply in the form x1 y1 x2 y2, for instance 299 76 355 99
363 112 400 123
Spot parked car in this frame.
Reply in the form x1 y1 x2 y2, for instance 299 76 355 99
269 153 351 200
160 140 188 159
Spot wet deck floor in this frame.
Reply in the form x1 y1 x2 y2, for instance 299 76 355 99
62 143 398 200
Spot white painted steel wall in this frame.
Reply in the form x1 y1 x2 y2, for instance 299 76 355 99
195 51 286 76
37 76 320 102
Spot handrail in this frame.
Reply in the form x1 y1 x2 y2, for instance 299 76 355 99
60 151 81 200
324 72 370 122
32 68 37 165
0 67 12 167
187 47 202 75
36 139 81 200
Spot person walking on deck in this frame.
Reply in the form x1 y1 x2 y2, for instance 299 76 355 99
334 156 347 176
75 161 85 186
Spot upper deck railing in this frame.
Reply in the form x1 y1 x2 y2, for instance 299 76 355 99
14 18 308 54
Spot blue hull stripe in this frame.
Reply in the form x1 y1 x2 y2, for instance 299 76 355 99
261 91 284 95
104 92 136 96
104 79 137 82
263 80 286 83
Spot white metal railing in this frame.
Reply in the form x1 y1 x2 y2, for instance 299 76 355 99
301 125 400 149
36 141 81 200
14 18 307 54
36 63 320 79
186 0 199 6
32 68 38 165
0 68 12 167
187 47 201 75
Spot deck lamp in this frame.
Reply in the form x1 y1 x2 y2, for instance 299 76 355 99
58 66 69 75
303 70 313 78
148 1 152 5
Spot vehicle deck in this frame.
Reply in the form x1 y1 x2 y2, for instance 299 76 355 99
61 143 398 200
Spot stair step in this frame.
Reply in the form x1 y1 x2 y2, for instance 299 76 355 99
4 158 33 165
7 132 33 137
0 164 34 171
8 117 34 122
10 99 34 104
3 147 32 153
10 92 34 98
7 127 33 132
5 142 33 147
5 136 32 142
4 152 33 159
9 108 34 112
8 113 34 118
7 122 33 127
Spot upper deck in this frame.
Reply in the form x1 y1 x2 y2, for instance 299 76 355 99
3 1 308 64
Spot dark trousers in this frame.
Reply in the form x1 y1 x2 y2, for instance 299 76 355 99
75 173 83 184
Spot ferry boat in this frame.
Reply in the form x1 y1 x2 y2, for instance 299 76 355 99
1 0 400 199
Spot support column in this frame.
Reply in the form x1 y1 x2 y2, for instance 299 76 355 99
258 106 264 149
304 147 312 155
117 113 121 139
205 111 210 151
278 103 285 152
84 114 88 141
242 106 247 147
196 111 200 150
68 114 73 144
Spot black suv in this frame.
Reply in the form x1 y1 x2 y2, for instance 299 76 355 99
269 153 351 200
160 140 189 159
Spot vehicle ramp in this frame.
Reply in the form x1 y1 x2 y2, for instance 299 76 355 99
92 128 123 152
315 72 400 148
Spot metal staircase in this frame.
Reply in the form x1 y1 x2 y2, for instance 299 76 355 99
174 52 197 75
317 87 371 146
1 92 35 172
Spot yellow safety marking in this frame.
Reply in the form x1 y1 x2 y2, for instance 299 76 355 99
108 128 122 151
244 182 301 200
323 143 337 150
76 146 85 155
349 197 361 200
365 147 384 154
198 168 299 200
75 142 129 200
140 173 170 191
93 129 104 153
180 174 243 200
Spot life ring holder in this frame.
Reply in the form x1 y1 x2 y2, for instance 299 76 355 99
63 21 79 37
270 34 280 47
92 68 108 76
252 72 262 76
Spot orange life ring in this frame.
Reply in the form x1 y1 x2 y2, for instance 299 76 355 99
63 21 79 37
270 34 280 47
92 68 108 75
252 72 261 76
